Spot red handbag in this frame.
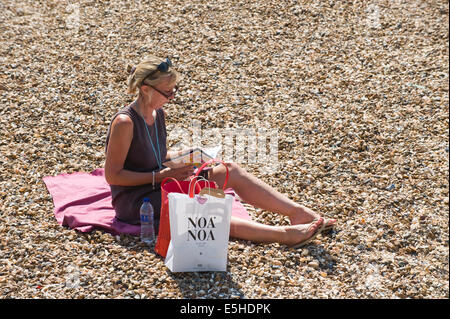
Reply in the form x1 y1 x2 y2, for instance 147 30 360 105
154 159 229 258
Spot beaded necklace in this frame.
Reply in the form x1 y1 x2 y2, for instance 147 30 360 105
135 101 162 170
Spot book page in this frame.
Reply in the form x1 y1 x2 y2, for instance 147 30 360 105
163 145 221 169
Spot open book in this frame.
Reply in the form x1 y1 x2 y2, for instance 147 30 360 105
163 145 222 169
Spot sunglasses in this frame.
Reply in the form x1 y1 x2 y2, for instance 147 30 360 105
156 57 172 72
141 57 172 83
149 84 179 99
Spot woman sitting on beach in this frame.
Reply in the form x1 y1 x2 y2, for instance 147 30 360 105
104 55 336 248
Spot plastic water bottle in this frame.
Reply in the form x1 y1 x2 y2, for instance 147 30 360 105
140 198 155 245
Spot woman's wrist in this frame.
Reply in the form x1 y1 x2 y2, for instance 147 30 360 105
154 168 169 184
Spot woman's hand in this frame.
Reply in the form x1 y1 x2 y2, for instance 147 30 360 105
160 165 195 181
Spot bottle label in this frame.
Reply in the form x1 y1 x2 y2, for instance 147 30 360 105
141 215 149 223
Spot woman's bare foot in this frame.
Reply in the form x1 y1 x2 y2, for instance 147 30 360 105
283 218 324 247
288 205 337 229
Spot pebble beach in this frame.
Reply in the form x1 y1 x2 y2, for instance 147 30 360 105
0 0 448 299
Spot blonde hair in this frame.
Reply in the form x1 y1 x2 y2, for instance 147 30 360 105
126 55 180 95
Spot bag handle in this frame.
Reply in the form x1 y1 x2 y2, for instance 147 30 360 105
161 177 184 193
161 176 201 195
190 175 228 198
161 177 202 194
188 175 211 196
188 159 229 198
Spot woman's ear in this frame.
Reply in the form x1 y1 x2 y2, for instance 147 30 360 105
140 85 149 94
139 85 152 99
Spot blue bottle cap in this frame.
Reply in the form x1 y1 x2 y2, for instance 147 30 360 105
143 197 150 202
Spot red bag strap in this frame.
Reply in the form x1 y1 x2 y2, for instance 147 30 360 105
161 177 185 194
161 176 202 195
188 159 229 198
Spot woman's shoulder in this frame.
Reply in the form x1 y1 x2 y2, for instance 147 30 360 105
111 112 134 133
113 113 133 125
111 105 137 125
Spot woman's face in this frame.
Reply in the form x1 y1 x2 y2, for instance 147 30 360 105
145 80 178 110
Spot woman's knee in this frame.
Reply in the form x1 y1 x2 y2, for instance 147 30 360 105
209 161 245 188
225 162 245 176
224 162 246 184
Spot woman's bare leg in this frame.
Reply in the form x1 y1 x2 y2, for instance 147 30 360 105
230 216 324 246
208 163 336 227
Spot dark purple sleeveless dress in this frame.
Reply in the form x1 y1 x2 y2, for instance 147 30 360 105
105 105 167 228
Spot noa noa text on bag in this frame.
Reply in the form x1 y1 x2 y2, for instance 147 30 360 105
187 215 217 241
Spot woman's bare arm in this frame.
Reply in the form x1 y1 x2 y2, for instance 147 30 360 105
104 115 155 186
105 114 194 186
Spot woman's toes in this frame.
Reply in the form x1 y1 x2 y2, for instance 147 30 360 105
285 218 324 246
325 218 337 228
311 217 324 233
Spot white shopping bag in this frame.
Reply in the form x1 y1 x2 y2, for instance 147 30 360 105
164 191 233 272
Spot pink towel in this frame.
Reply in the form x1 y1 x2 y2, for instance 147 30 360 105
43 168 251 236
